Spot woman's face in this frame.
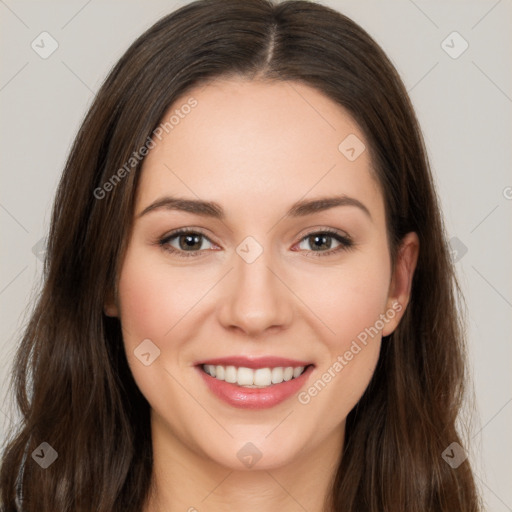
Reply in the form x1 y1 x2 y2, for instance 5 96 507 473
106 78 417 470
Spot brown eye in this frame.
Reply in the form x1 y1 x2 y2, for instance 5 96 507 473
296 230 353 256
159 230 215 257
303 233 335 251
176 233 204 251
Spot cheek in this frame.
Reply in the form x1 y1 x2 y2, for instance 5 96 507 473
116 247 201 345
117 270 166 345
301 253 392 349
115 247 196 403
296 251 390 411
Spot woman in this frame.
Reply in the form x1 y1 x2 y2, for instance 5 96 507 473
0 0 481 510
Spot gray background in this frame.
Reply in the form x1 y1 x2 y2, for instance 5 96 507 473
1 0 511 509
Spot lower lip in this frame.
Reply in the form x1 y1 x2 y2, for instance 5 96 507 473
196 365 315 409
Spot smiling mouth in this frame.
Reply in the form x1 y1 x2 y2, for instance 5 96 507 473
200 364 313 388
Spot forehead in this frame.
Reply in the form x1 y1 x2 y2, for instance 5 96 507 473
137 78 384 224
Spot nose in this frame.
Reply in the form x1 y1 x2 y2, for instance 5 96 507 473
217 246 294 337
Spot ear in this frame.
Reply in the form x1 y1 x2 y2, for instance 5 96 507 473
382 231 419 337
103 287 119 317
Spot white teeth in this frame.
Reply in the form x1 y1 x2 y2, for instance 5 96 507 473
202 364 307 387
293 367 303 378
271 367 283 383
237 367 254 386
283 367 294 381
254 368 272 386
224 365 237 383
215 365 224 380
205 364 216 377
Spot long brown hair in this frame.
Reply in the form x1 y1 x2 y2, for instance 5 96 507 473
1 1 481 510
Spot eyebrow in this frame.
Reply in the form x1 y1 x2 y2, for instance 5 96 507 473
137 194 372 221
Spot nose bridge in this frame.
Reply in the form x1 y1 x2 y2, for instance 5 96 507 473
218 237 293 335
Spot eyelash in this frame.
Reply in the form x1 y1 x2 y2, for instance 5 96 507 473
157 228 354 258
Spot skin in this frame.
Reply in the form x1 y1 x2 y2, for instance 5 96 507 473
105 78 419 512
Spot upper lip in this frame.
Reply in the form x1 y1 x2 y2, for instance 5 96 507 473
195 356 314 369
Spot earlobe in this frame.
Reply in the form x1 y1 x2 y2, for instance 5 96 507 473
382 232 420 337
